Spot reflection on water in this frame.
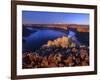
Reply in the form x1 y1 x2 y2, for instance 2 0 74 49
23 29 67 52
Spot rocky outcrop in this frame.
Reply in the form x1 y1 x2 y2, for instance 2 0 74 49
44 36 77 48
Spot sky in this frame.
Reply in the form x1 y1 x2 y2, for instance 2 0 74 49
22 11 89 25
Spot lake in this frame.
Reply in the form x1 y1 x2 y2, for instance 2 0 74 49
22 27 89 52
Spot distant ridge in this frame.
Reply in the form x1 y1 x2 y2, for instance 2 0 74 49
23 24 89 32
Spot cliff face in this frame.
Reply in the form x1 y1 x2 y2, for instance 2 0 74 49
43 36 77 49
46 36 70 48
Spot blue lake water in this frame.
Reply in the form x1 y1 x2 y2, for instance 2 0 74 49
23 29 67 52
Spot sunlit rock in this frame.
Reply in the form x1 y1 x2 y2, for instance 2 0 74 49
46 36 71 48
